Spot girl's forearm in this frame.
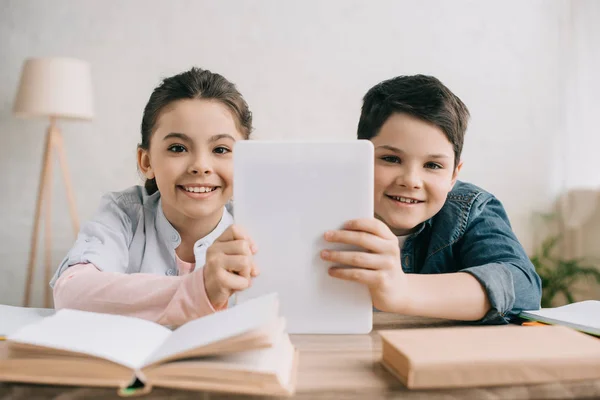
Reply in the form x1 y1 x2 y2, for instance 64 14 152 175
53 264 218 327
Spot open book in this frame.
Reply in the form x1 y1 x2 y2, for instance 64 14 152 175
0 305 55 339
0 293 298 396
520 300 600 336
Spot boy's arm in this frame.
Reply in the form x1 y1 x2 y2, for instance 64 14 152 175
393 272 492 321
324 219 490 321
455 195 542 324
323 197 541 323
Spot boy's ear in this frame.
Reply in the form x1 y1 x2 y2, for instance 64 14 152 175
137 148 155 179
450 160 463 189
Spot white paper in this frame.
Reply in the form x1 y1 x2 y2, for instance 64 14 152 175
143 293 279 367
521 300 600 335
0 305 55 336
8 309 171 370
201 333 295 385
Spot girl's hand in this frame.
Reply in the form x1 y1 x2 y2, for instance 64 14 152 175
203 225 259 309
321 218 408 312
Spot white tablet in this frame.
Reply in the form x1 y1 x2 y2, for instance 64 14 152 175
233 141 374 334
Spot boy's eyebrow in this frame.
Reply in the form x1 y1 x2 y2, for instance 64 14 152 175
376 145 450 159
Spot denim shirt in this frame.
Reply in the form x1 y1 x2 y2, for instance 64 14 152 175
50 186 233 287
401 180 542 324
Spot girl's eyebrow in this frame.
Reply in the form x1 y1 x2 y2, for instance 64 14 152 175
163 132 191 142
162 133 236 142
376 145 450 159
209 133 236 142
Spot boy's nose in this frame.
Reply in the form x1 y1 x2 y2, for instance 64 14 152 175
396 168 422 189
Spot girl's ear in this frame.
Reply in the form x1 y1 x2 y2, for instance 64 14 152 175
137 148 155 179
450 160 463 189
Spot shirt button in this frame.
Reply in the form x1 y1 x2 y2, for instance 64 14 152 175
166 268 177 276
171 233 179 242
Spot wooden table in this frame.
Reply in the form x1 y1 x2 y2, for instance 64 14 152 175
2 313 599 399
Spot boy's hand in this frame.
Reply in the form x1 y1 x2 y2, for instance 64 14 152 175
321 218 408 312
203 225 259 309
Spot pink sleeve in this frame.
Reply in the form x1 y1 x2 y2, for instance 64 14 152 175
53 264 221 327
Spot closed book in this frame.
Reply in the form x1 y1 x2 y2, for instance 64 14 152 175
379 325 600 389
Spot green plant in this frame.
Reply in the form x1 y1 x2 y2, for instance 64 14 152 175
530 234 600 308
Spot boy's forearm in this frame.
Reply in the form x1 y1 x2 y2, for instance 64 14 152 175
392 272 491 321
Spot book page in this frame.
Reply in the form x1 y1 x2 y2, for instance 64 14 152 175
8 309 171 369
522 300 600 334
210 333 295 386
143 293 279 367
147 332 296 390
0 305 55 337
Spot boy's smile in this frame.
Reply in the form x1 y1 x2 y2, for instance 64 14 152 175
371 113 462 236
385 195 425 205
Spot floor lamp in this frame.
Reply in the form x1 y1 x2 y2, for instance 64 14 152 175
13 57 94 307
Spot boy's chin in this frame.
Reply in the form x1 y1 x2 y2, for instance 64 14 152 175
381 215 422 236
389 224 420 236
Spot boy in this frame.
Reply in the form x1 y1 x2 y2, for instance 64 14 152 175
321 75 541 324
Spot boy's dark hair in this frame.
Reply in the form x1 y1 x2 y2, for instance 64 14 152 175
357 75 469 168
139 67 253 195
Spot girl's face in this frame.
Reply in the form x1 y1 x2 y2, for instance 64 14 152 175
138 99 244 224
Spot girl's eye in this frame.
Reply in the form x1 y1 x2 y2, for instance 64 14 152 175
381 155 401 164
168 144 187 153
213 146 231 155
425 162 443 170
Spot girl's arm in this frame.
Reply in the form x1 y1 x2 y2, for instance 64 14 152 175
53 263 220 327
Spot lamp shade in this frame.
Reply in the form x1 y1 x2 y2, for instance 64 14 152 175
13 57 94 120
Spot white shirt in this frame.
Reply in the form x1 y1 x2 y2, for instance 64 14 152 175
50 186 233 287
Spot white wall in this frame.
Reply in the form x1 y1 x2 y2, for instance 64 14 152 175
1 0 593 306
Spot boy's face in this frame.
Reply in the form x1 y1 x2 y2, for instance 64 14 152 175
371 113 461 236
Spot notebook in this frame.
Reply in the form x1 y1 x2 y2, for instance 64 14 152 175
379 325 600 389
233 141 374 334
0 293 298 397
0 305 55 339
520 300 600 336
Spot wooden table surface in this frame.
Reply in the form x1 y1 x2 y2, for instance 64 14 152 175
2 313 599 399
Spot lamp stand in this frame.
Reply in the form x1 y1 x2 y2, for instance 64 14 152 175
24 117 80 307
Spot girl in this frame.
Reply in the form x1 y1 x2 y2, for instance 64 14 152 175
51 67 258 327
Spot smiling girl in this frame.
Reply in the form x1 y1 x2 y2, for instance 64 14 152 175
51 68 257 327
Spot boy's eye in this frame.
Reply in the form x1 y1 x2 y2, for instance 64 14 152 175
425 162 443 170
381 155 401 164
213 146 231 155
168 144 187 153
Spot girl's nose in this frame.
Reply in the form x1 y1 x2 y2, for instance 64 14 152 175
189 157 213 175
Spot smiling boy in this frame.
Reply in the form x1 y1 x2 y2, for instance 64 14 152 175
322 75 541 324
